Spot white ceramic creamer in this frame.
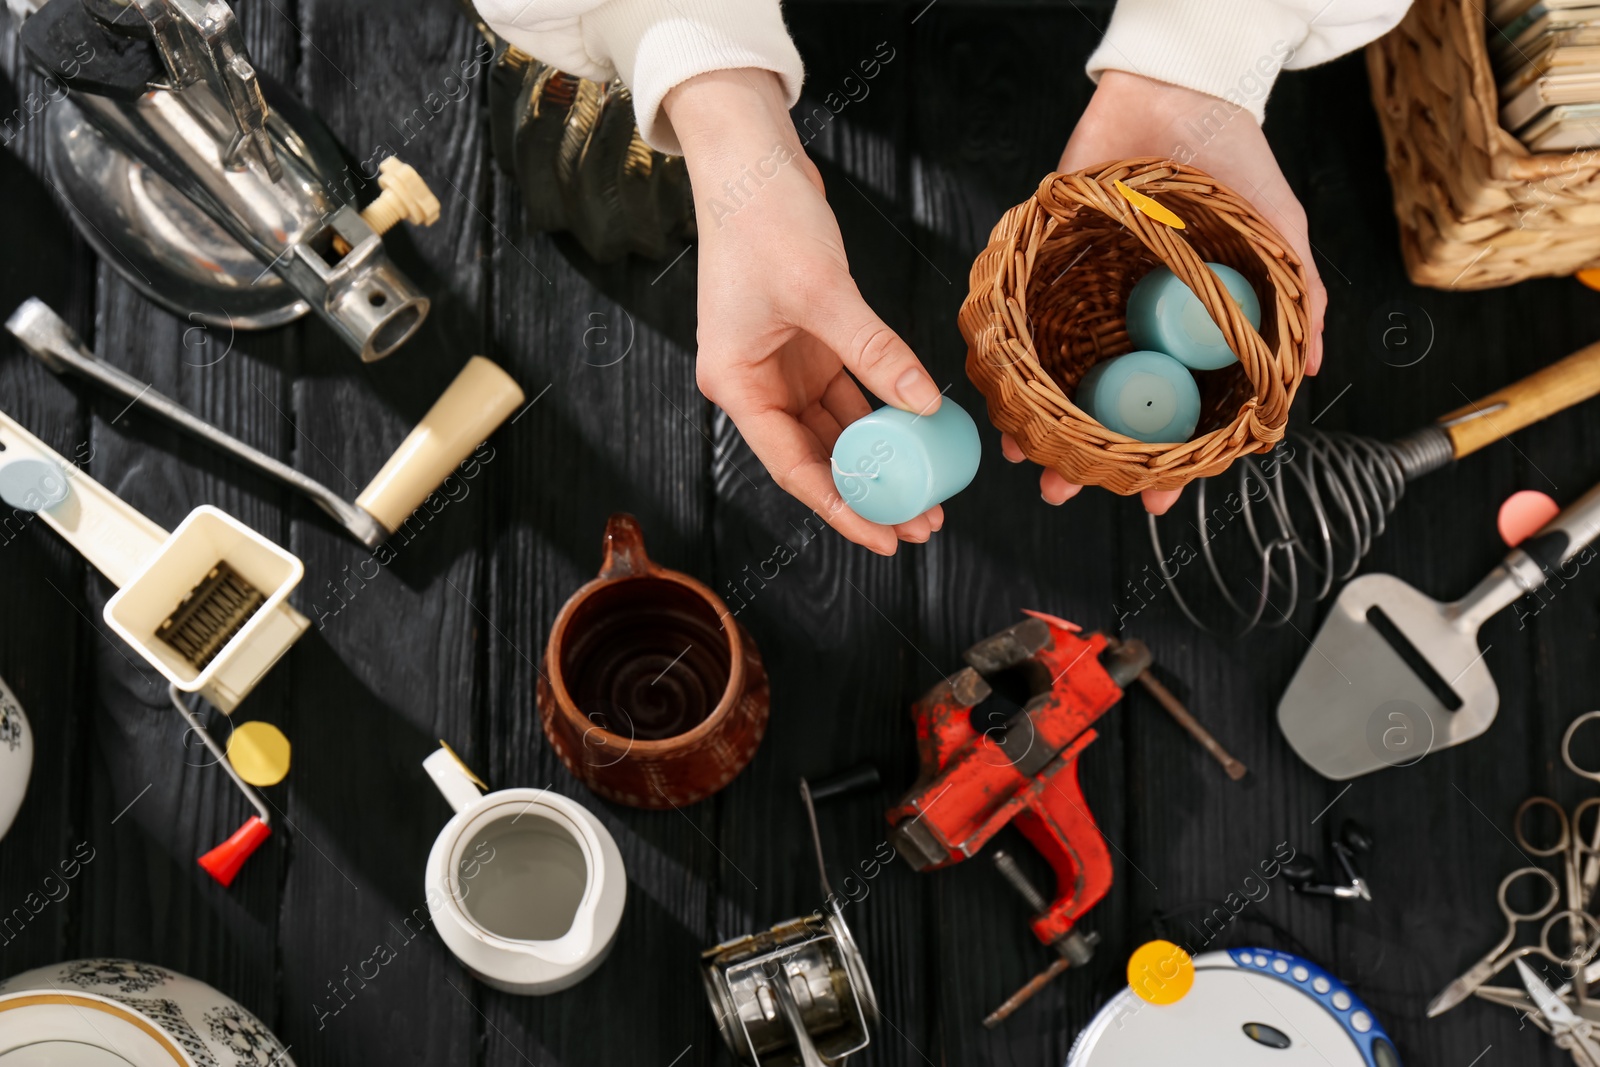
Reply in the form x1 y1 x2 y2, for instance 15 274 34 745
423 746 626 995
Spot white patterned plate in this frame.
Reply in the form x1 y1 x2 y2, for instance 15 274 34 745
0 676 32 842
0 961 293 1067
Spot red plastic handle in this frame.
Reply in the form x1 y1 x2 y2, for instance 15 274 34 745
198 816 272 887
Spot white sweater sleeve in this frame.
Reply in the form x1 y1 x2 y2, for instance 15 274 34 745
1085 0 1413 123
472 0 805 155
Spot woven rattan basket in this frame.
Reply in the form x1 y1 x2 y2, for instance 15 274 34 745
959 159 1311 495
1368 0 1600 289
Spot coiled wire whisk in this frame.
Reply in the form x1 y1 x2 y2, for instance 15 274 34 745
1147 425 1456 634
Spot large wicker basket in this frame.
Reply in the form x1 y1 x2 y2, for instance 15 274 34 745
1368 0 1600 289
959 159 1311 496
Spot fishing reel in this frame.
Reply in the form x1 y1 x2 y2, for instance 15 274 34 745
701 768 880 1066
702 905 877 1067
16 0 438 361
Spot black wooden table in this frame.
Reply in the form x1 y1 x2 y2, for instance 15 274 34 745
3 2 1600 1064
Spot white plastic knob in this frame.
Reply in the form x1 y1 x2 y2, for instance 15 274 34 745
362 157 441 234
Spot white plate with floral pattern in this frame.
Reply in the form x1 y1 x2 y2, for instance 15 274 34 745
0 676 31 842
0 960 293 1067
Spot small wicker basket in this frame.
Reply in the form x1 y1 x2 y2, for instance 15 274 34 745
1368 0 1600 289
959 159 1311 495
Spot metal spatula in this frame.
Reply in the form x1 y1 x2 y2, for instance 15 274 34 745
1278 478 1600 779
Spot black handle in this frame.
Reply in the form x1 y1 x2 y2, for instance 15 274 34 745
803 764 880 804
799 764 881 903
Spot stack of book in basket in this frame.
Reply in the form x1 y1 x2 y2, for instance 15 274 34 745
1493 0 1600 150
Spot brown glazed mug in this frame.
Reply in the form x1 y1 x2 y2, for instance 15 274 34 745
538 513 769 808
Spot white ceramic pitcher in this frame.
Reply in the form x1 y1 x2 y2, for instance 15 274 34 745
423 746 626 995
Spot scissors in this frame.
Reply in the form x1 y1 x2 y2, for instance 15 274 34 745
1515 795 1600 945
1564 712 1600 902
1428 867 1600 1016
1518 958 1600 1067
1475 982 1600 1024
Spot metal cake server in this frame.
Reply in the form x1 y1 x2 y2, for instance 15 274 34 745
1278 477 1600 779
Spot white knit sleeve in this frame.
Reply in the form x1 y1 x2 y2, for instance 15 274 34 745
1085 0 1413 123
472 0 805 155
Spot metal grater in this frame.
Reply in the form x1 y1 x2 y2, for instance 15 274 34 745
157 562 266 670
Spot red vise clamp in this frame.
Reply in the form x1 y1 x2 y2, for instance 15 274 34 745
885 613 1151 1023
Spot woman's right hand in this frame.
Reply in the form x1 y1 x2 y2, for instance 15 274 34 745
663 70 946 556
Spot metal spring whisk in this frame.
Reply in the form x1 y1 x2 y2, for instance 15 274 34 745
1136 328 1600 635
1147 423 1459 634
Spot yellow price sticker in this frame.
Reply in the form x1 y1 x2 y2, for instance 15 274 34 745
1114 179 1186 230
1127 939 1195 1005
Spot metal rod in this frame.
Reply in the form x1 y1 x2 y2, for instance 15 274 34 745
992 849 1049 915
798 767 879 905
983 957 1071 1029
799 778 834 904
1132 669 1249 781
7 300 387 548
168 684 271 826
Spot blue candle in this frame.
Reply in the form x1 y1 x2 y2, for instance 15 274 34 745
1125 262 1261 371
1075 351 1202 443
831 400 982 526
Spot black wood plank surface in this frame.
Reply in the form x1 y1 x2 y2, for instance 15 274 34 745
273 4 493 1064
5 1 1600 1065
0 22 92 987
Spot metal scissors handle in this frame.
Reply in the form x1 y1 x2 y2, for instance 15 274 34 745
1523 910 1600 979
1557 1028 1600 1067
1485 908 1600 1021
1428 867 1563 1017
1564 712 1600 786
1519 796 1575 859
1516 797 1600 945
1565 712 1600 910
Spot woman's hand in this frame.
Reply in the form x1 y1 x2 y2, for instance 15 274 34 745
664 69 945 556
1004 70 1328 515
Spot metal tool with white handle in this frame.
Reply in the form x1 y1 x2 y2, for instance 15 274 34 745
8 299 525 548
1278 477 1600 779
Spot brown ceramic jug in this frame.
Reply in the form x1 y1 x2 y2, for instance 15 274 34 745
538 513 769 808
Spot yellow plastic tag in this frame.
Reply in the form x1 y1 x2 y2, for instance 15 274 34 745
226 721 292 787
1114 180 1186 230
1577 268 1600 291
1127 940 1195 1005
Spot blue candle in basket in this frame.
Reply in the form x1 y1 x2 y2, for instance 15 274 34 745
831 400 982 525
1075 351 1202 444
1126 262 1261 371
